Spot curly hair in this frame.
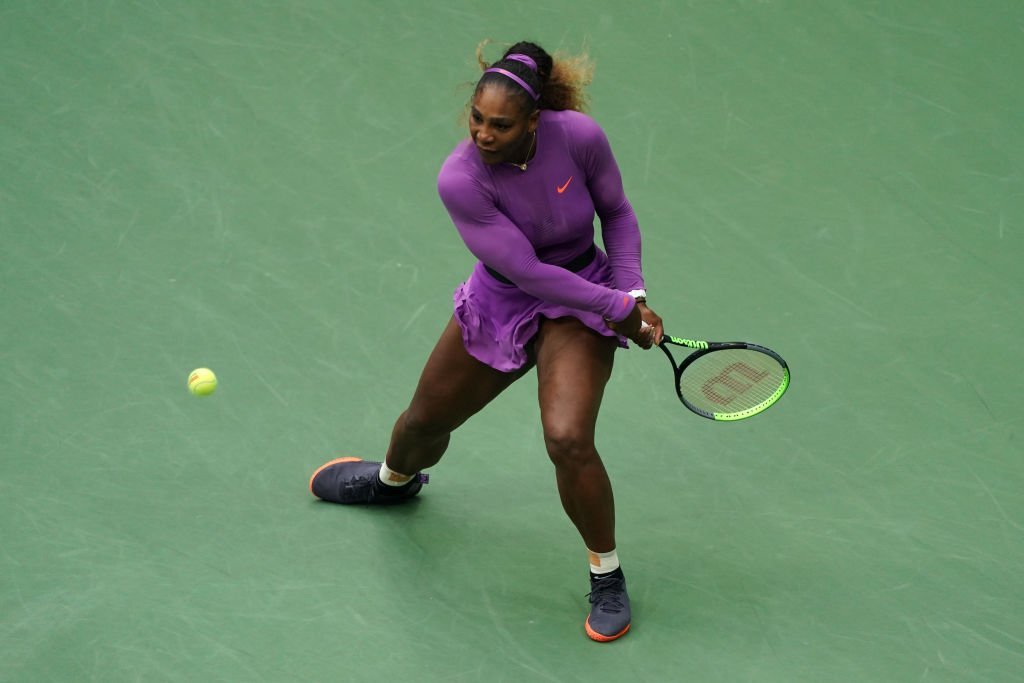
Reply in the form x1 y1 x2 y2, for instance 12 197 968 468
474 40 594 113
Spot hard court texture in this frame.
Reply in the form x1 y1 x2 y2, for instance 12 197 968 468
2 1 1022 681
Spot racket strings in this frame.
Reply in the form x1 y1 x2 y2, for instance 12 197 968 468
678 348 787 417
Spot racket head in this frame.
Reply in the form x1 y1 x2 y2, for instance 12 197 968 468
673 343 790 421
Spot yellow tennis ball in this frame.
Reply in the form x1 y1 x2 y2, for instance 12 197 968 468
188 368 217 396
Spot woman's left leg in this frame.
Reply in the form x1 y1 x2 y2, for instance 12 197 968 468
533 316 631 642
534 317 619 552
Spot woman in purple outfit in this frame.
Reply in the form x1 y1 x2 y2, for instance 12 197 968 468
310 40 664 642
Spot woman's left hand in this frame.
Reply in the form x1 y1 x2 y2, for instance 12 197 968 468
637 302 664 348
607 301 664 349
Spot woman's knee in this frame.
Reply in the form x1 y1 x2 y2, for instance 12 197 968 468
543 424 598 468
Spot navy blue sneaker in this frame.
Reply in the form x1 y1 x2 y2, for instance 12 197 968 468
585 570 632 642
309 458 426 505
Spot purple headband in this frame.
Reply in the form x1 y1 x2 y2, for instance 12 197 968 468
484 68 539 100
483 53 540 100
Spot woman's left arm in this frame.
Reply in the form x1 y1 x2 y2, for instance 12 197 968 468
581 121 645 293
581 118 663 345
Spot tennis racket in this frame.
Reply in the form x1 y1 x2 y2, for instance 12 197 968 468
654 332 790 421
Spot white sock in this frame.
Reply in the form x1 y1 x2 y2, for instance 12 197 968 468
588 548 620 575
378 462 413 487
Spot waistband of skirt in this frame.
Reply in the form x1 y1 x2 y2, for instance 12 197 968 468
483 243 597 285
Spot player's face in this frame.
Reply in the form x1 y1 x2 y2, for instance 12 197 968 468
469 86 538 165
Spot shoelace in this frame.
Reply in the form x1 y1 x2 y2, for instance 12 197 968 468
342 470 378 490
343 471 428 497
587 576 626 613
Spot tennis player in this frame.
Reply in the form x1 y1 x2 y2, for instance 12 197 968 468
310 40 664 642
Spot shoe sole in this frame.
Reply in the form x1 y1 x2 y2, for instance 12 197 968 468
585 617 631 642
309 457 365 498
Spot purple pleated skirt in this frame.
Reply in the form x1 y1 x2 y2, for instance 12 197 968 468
452 247 627 372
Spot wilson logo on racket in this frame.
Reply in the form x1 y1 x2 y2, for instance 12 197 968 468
701 362 770 406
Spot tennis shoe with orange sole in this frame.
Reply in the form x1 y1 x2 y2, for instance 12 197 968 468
309 458 426 505
585 569 631 642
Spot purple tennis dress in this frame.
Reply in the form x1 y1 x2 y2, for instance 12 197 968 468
437 109 646 372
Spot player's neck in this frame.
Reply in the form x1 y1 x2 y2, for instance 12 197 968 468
507 130 537 172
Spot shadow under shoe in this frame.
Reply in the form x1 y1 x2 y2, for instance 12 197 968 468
309 457 427 505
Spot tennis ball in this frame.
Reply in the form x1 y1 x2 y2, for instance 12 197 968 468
188 368 217 396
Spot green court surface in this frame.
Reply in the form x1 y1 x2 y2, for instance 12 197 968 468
2 2 1022 681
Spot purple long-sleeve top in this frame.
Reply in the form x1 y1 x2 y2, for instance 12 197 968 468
437 109 644 322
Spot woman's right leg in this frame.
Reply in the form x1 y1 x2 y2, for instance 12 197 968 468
385 316 527 475
311 316 525 503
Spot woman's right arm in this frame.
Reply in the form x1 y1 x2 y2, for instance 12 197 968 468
437 168 638 324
